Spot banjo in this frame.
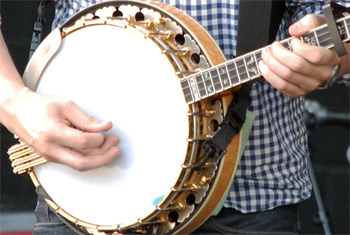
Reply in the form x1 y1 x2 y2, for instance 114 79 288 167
7 1 350 234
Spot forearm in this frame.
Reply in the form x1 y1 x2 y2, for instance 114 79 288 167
0 29 29 126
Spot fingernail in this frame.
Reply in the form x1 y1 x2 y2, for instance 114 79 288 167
113 137 120 146
262 46 272 59
101 120 112 125
291 38 297 45
261 47 268 58
259 61 269 75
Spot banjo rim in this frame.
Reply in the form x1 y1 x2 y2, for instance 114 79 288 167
21 1 241 233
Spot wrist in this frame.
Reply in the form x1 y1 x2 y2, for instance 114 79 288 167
0 86 32 128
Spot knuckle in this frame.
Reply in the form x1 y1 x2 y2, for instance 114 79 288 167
310 51 324 64
75 166 87 172
33 133 54 154
290 60 304 72
103 154 116 166
279 84 289 94
318 68 333 81
284 69 295 81
304 83 316 93
71 162 88 172
323 71 332 81
291 39 302 52
274 80 289 93
307 15 317 26
84 115 96 126
37 144 50 157
303 14 323 28
61 100 76 110
77 136 91 149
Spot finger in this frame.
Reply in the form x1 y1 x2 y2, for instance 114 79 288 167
290 38 341 66
267 42 332 79
289 14 326 36
43 142 121 172
62 101 113 133
261 45 325 89
259 60 306 97
49 124 106 150
73 146 121 172
270 41 337 84
79 135 120 155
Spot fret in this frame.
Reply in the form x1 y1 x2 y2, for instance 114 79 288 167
226 61 240 86
180 78 193 103
286 39 292 50
313 30 320 46
253 52 261 76
338 21 347 41
345 18 350 40
209 68 223 92
244 54 259 78
302 32 318 46
195 73 207 97
236 58 249 83
255 49 263 61
202 70 215 95
316 26 332 48
188 76 200 101
218 64 231 89
181 15 350 105
280 39 291 50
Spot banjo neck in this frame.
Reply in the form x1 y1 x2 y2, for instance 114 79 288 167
181 14 350 104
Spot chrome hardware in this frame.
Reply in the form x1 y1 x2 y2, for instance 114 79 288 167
176 70 198 76
187 110 216 117
186 136 210 143
171 185 197 192
131 19 153 27
137 219 163 226
106 16 129 21
146 30 172 39
156 205 182 211
162 48 189 56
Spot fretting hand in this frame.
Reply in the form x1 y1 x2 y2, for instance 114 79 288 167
259 14 349 97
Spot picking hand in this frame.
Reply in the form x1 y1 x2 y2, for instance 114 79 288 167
4 88 121 172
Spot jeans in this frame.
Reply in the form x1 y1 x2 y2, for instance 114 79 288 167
33 194 78 235
193 205 300 234
33 194 300 235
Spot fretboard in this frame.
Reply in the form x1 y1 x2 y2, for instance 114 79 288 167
181 14 350 104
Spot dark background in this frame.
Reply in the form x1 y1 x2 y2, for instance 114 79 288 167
0 1 349 234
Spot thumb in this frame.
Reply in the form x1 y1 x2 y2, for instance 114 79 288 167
63 101 113 132
289 15 326 36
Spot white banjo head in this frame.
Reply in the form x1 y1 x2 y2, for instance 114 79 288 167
34 24 189 226
16 2 238 234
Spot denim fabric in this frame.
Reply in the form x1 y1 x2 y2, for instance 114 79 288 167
33 195 77 235
193 205 300 235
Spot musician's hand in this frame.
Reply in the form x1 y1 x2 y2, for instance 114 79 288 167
259 14 347 97
4 88 121 171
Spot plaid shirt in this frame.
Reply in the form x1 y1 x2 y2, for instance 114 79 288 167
52 0 350 213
